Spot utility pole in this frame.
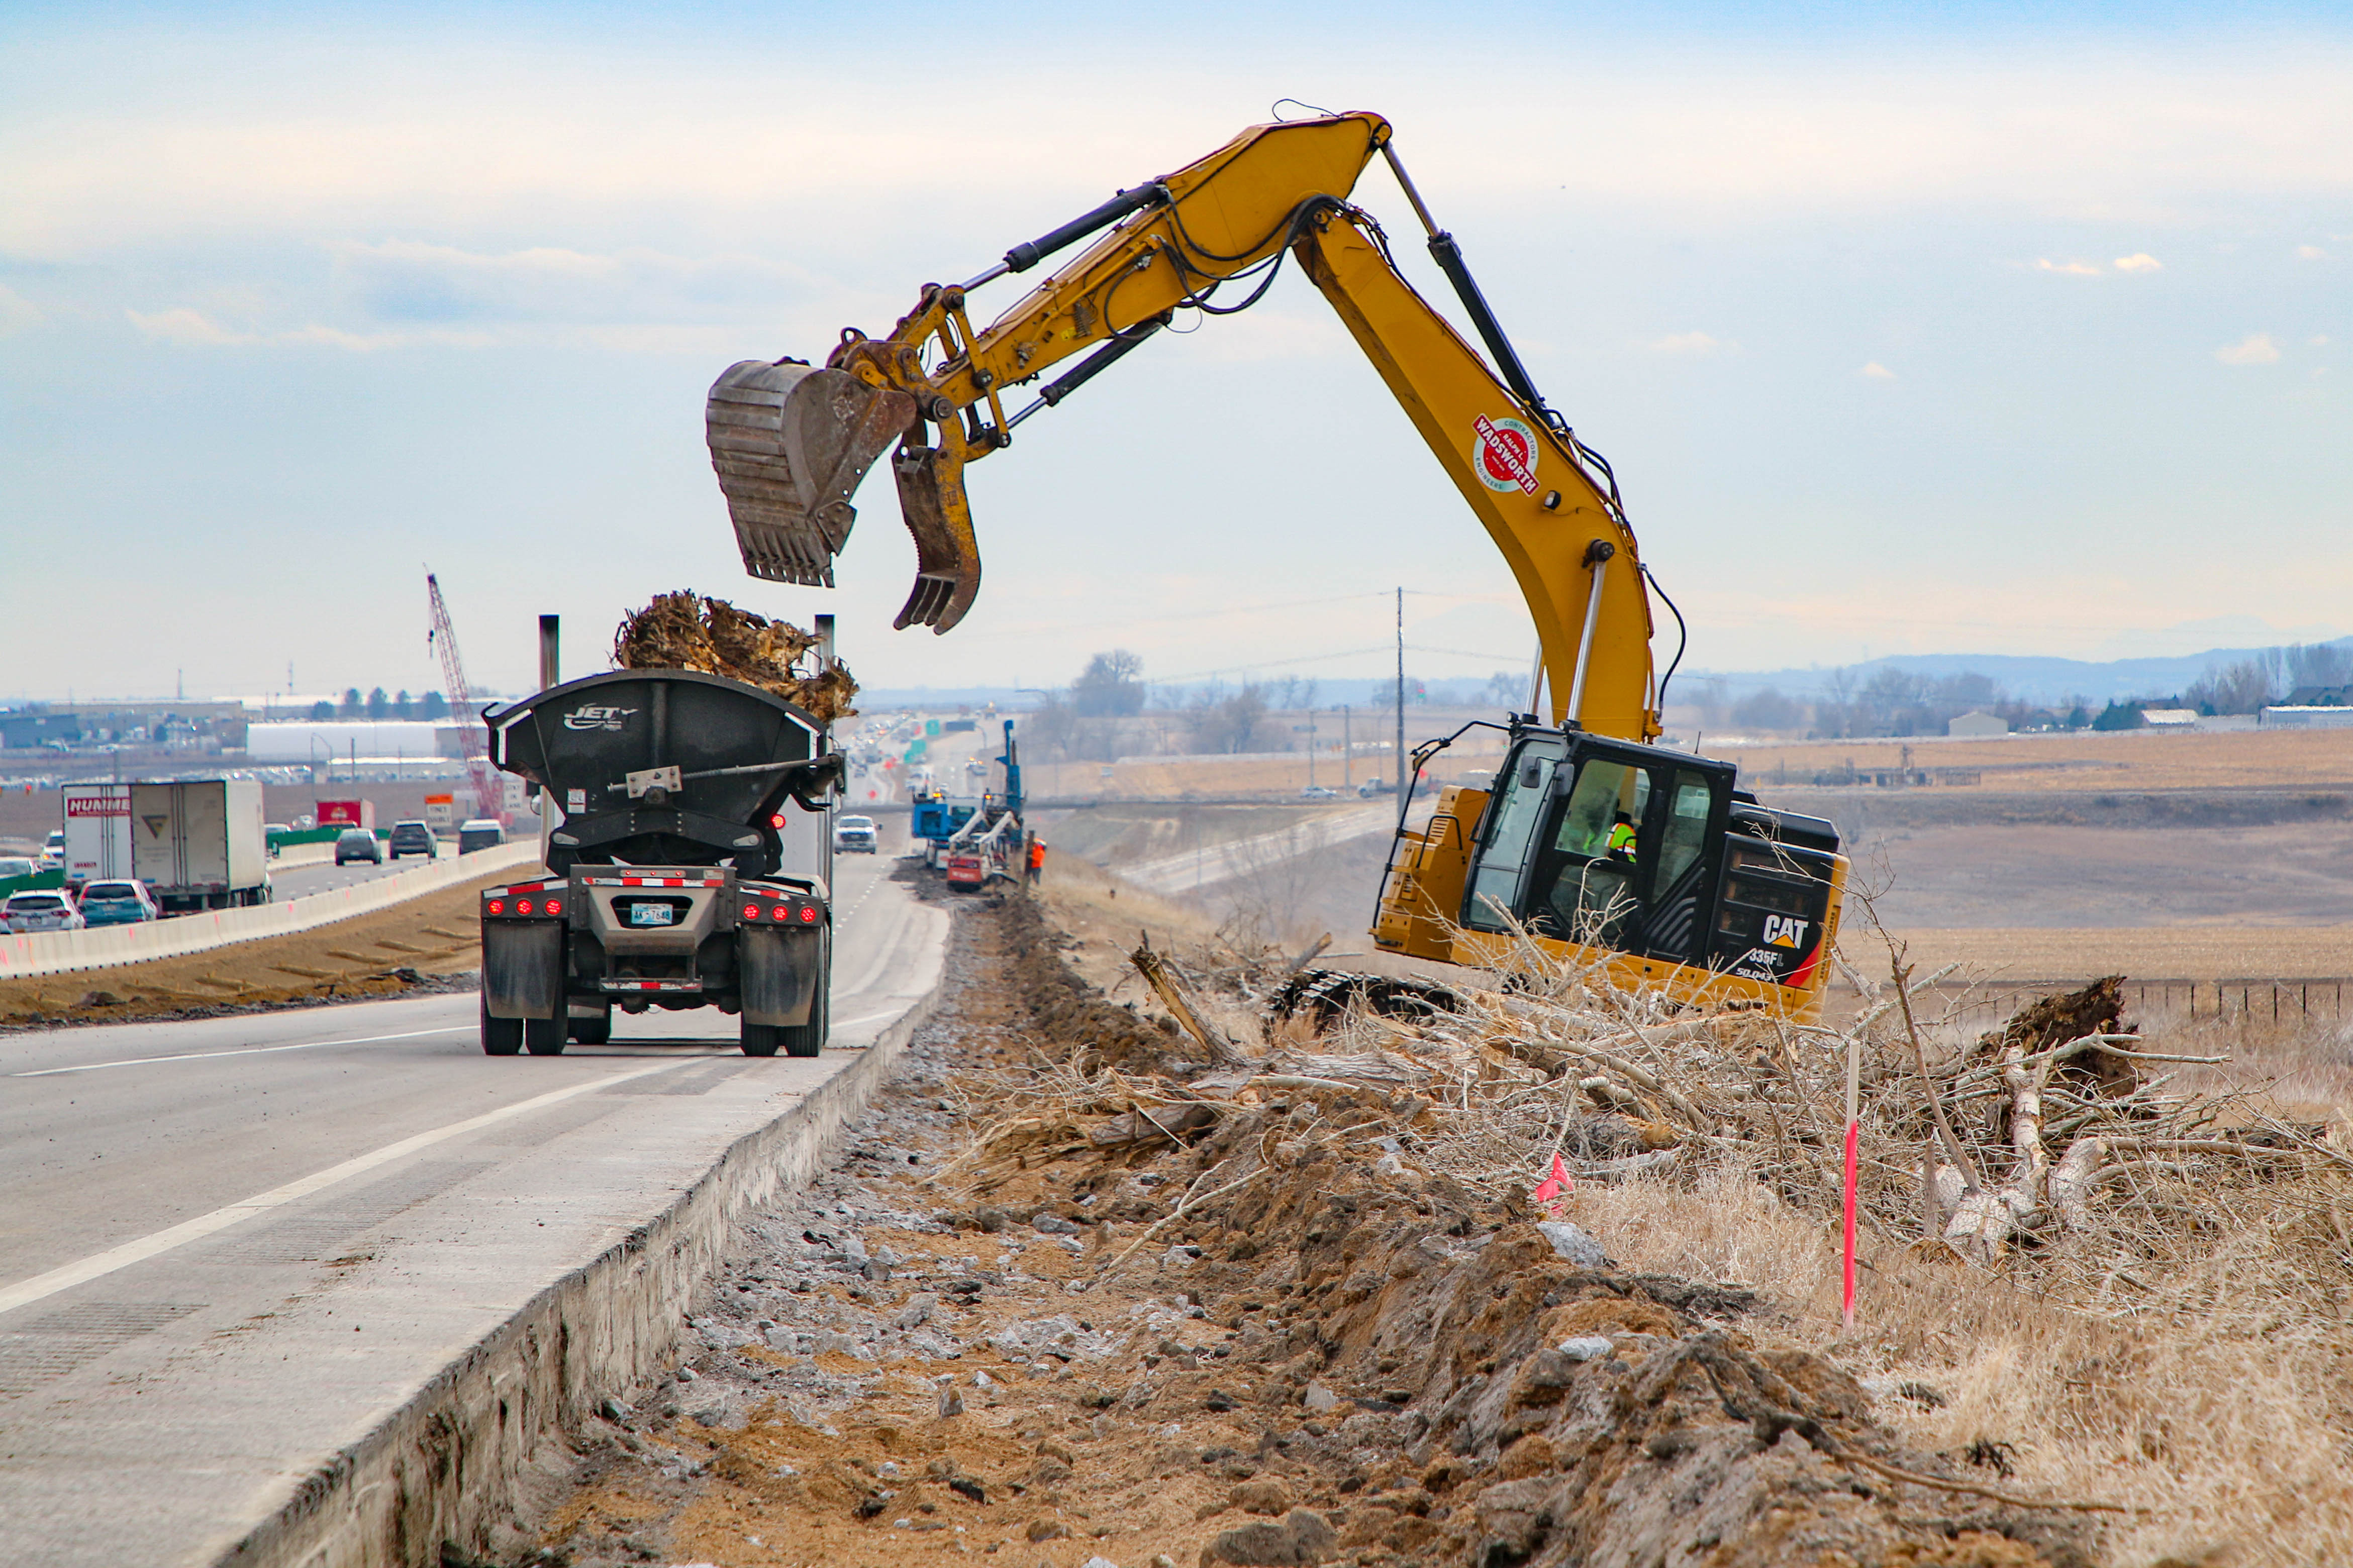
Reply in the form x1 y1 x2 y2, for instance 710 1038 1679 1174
1342 705 1352 789
1395 587 1406 801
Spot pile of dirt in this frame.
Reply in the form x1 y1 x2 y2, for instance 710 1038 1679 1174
490 892 2108 1568
612 591 859 721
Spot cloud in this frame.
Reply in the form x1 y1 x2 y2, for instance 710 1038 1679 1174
2314 335 2332 347
0 282 42 336
2215 332 2281 365
11 36 2353 259
2297 244 2329 260
1859 361 1897 379
1649 331 1724 356
2034 258 2102 275
128 305 496 351
2113 253 2163 272
326 239 815 327
127 306 253 345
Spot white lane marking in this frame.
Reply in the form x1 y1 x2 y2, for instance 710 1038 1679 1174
0 1058 685 1319
11 1027 474 1079
831 867 908 1003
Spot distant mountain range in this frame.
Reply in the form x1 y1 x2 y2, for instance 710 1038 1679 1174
1681 638 2353 708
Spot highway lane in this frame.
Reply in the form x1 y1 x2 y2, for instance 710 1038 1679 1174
0 848 947 1566
266 840 482 899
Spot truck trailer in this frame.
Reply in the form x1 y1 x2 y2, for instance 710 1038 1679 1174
472 669 839 1058
65 779 272 910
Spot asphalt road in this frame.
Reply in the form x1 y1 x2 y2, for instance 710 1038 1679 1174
267 841 481 899
0 848 948 1566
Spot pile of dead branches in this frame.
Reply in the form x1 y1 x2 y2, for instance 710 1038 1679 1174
612 590 858 721
935 911 2350 1314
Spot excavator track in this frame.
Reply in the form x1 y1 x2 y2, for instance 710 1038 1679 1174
1266 968 1461 1033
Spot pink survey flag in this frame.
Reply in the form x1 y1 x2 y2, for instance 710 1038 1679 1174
1532 1153 1573 1212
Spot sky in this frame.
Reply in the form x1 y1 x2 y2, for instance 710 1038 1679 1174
3 2 2348 703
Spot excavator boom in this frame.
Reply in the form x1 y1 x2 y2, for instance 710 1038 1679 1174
704 111 1657 738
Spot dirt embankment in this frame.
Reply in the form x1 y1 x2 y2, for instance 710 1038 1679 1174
485 890 2092 1568
0 871 505 1029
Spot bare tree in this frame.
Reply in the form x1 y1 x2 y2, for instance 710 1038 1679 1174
1073 650 1146 717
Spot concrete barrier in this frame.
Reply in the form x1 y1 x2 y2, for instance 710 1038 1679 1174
216 933 948 1568
0 842 542 978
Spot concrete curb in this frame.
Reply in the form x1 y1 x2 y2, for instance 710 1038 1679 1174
0 842 541 978
213 940 952 1568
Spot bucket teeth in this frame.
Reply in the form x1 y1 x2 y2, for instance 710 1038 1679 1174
706 361 914 587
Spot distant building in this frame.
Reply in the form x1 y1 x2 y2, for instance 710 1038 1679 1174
2140 708 2199 727
2284 686 2353 707
1946 711 2008 738
244 720 462 763
2260 706 2353 729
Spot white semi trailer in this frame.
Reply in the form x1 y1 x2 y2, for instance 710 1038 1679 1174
63 779 272 911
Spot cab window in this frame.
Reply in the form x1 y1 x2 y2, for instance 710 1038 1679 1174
1653 771 1715 895
1462 744 1560 930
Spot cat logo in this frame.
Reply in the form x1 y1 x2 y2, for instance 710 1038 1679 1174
562 704 637 732
1762 914 1811 950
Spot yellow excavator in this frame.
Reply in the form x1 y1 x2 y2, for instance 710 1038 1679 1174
703 110 1847 1019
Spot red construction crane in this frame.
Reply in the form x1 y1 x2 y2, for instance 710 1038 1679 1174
426 571 506 826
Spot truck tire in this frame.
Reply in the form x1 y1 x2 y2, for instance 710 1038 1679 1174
739 1021 781 1058
480 996 523 1056
524 1013 569 1055
779 930 830 1058
569 1006 611 1046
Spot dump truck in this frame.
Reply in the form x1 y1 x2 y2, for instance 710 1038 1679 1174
472 669 840 1057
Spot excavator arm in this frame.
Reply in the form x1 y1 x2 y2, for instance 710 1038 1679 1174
706 110 1661 741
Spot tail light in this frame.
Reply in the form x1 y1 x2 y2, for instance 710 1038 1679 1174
544 899 562 916
487 899 506 914
743 903 760 920
800 905 818 923
516 899 534 915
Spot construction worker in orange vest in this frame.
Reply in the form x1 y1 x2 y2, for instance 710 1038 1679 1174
1026 835 1046 885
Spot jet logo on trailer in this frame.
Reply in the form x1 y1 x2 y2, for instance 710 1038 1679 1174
1473 414 1540 495
563 704 638 731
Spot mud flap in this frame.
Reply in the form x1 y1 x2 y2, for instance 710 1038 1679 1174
483 922 565 1020
739 924 823 1027
706 362 914 587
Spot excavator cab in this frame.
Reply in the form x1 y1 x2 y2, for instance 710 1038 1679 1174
1377 728 1845 1017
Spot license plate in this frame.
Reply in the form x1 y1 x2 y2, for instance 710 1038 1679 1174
628 904 676 927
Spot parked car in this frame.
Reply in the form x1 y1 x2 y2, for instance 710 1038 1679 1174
386 820 437 860
1357 777 1395 798
457 818 505 854
834 814 878 853
3 890 84 933
334 827 384 866
1299 785 1341 800
78 879 161 926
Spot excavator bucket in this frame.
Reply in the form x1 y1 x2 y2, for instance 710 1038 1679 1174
706 361 915 588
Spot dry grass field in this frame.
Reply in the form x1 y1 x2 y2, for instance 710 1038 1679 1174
1877 923 2353 982
1721 723 2353 793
